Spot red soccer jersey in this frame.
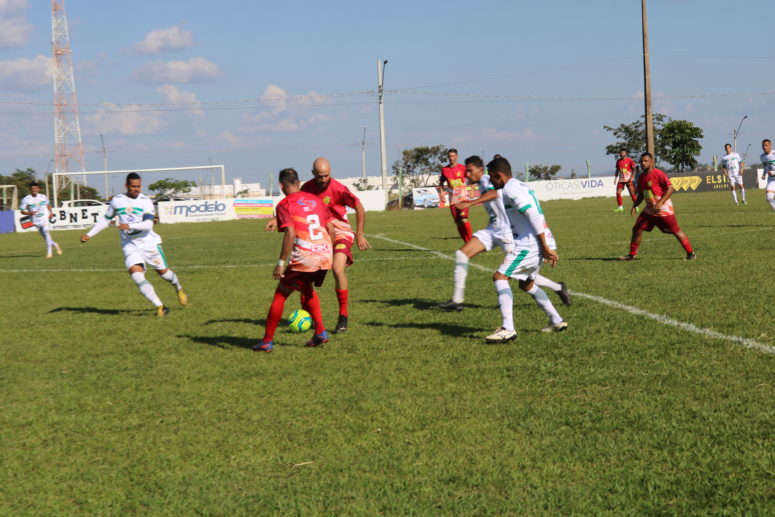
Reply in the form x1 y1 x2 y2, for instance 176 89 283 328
301 178 360 224
637 168 674 217
440 163 468 204
275 191 333 272
616 157 636 182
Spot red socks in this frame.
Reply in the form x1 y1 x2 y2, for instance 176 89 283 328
335 289 349 317
301 286 325 334
679 236 693 254
263 288 289 342
616 192 623 207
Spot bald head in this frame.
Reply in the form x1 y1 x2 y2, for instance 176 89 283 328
312 157 332 190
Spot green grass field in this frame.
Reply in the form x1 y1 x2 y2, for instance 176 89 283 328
1 190 773 515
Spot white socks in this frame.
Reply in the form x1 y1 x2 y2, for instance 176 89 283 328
534 274 561 292
37 225 57 253
131 271 162 307
732 190 738 203
160 269 182 291
527 285 563 325
740 188 746 203
495 279 514 331
768 193 775 212
452 250 469 303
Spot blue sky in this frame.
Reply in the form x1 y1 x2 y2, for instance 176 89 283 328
0 0 773 193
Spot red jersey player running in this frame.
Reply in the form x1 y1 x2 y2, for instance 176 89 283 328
254 168 336 352
613 149 638 212
267 157 371 333
438 148 472 242
618 153 696 261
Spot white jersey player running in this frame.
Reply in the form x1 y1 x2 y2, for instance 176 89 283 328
760 139 775 213
80 173 187 316
484 157 567 343
438 155 571 312
720 144 746 205
20 183 62 258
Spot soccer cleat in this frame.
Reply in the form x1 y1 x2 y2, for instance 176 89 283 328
617 254 637 261
177 289 188 307
156 305 170 317
46 252 53 259
685 252 697 260
55 244 63 255
305 330 329 347
742 200 748 205
557 282 572 306
252 341 274 352
613 206 624 212
485 327 517 343
541 321 568 333
332 315 348 334
437 300 464 312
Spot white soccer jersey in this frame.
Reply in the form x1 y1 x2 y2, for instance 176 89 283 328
99 193 161 248
721 152 742 175
20 194 51 226
479 175 511 234
761 151 775 177
501 179 556 249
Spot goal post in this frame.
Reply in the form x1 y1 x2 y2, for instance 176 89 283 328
0 184 19 210
52 165 226 207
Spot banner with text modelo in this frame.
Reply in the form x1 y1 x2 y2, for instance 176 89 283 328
13 206 107 232
666 171 758 193
158 199 236 224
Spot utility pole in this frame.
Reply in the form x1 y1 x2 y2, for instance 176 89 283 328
641 0 655 157
100 134 108 199
361 125 367 178
377 60 389 206
733 115 748 152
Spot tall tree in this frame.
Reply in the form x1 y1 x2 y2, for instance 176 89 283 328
604 114 668 163
148 178 196 200
660 119 704 173
529 164 562 181
391 145 448 188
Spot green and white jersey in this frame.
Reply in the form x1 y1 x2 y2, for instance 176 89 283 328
761 151 775 177
20 193 51 225
501 179 556 249
478 174 513 245
102 193 161 248
720 152 742 174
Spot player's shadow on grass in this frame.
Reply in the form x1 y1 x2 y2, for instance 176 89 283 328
204 318 264 326
48 306 147 316
564 257 625 262
0 254 41 259
182 334 257 350
360 298 490 310
367 320 481 338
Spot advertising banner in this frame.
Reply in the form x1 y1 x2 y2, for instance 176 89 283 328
667 171 758 193
412 185 480 210
233 199 274 219
0 211 14 233
158 199 236 224
14 206 107 232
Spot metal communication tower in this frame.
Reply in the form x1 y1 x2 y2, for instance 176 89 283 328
51 0 85 184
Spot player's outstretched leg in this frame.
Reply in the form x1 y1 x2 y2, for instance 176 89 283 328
439 238 486 311
38 226 54 258
486 275 517 343
520 281 566 333
534 274 572 306
130 271 167 316
255 286 291 352
767 192 775 212
159 268 187 306
331 253 349 333
740 186 747 205
301 285 328 347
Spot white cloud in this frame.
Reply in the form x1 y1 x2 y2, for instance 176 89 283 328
240 84 333 132
0 0 31 49
156 84 202 115
0 55 51 92
87 102 165 136
135 26 194 55
0 0 27 16
135 57 220 83
255 112 334 133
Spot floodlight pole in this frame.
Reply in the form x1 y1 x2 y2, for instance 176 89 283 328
378 59 389 206
733 115 747 152
641 0 655 158
361 125 367 178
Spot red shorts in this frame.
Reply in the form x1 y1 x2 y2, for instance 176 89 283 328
617 181 633 189
449 204 469 222
633 212 682 234
333 238 354 266
280 269 328 291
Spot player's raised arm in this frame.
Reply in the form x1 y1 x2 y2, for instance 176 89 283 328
81 203 115 242
457 189 497 210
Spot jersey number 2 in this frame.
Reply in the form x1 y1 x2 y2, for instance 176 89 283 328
306 214 323 240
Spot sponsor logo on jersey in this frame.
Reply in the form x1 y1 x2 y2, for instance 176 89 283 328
323 196 331 205
297 197 317 209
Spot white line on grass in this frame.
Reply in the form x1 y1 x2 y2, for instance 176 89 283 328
368 234 775 356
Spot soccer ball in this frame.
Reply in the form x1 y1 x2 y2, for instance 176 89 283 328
287 309 312 333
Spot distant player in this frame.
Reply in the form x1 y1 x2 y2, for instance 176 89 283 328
613 149 638 212
438 155 570 311
266 157 371 333
760 139 775 212
438 148 473 242
255 168 335 352
484 157 567 343
20 182 62 258
720 143 746 205
81 172 187 316
618 153 696 261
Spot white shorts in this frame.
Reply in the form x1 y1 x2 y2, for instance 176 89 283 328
727 173 743 186
767 177 775 192
473 227 511 252
124 243 168 271
497 247 541 281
